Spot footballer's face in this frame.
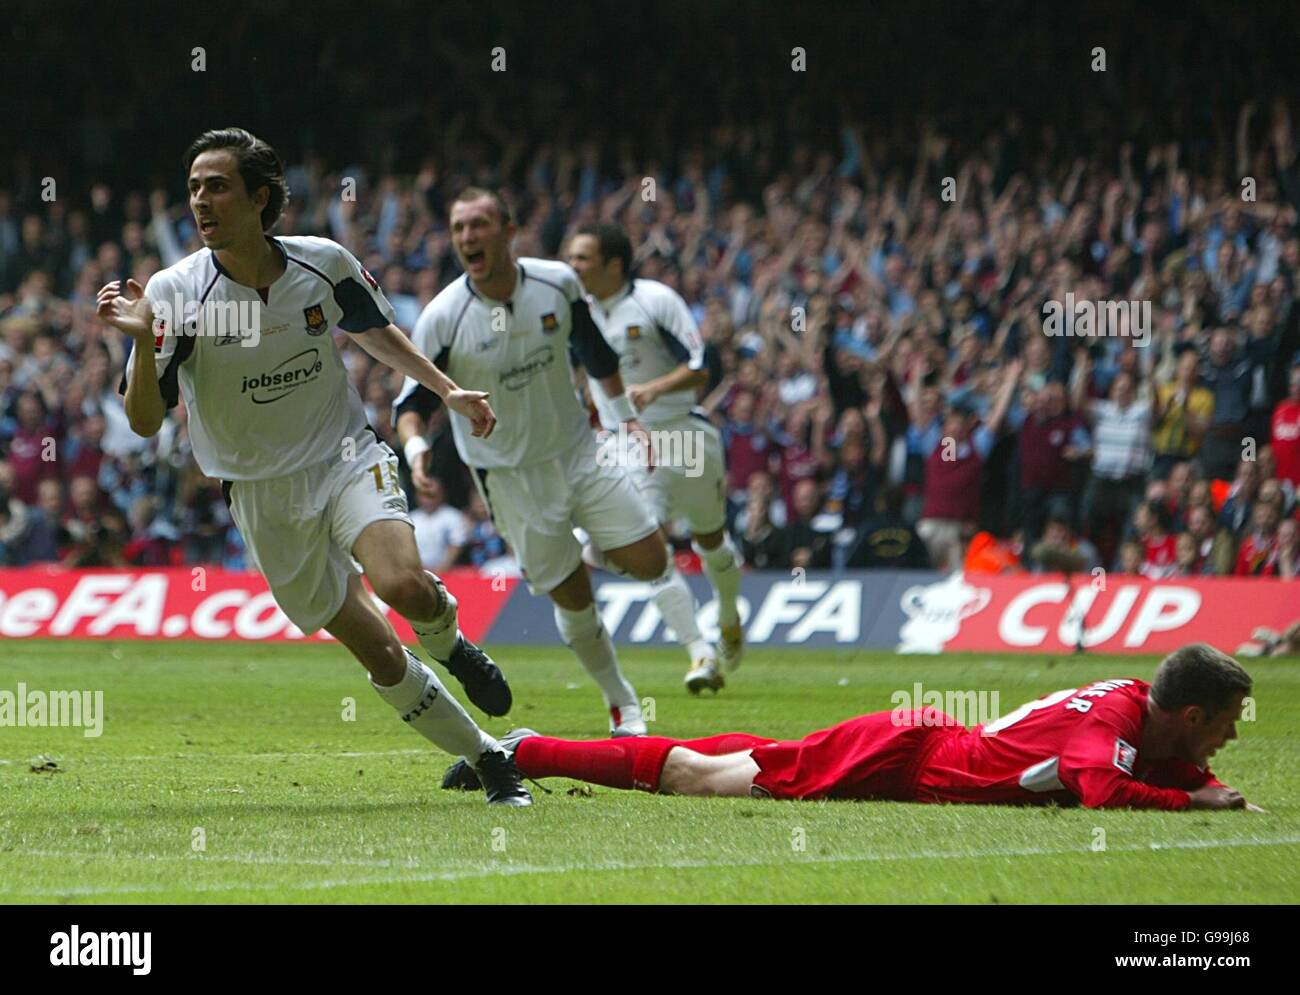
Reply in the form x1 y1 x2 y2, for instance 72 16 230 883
567 234 617 297
1179 693 1246 768
188 150 265 250
450 196 514 284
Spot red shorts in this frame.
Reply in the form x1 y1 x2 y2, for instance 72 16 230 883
749 710 960 801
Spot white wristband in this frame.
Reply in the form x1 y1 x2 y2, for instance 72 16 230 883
404 435 431 469
608 393 637 423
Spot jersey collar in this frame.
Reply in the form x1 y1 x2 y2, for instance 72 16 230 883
595 280 634 313
465 261 523 310
210 236 288 288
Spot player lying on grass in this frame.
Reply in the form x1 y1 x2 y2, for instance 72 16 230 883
100 128 528 805
444 643 1262 810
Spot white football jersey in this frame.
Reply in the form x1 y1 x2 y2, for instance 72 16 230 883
120 236 395 480
396 258 620 469
587 278 706 430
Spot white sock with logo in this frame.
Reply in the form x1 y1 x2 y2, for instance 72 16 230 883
371 650 495 759
406 572 460 661
695 535 742 628
553 602 638 709
649 562 712 661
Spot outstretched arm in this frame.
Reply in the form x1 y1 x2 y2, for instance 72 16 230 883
353 323 496 440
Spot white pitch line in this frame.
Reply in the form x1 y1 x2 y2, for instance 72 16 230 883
2 834 1298 899
1 749 433 764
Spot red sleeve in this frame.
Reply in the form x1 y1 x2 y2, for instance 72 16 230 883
1057 706 1193 810
1143 759 1223 792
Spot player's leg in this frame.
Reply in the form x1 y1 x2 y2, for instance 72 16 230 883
548 564 646 736
224 468 526 805
586 524 718 694
324 574 529 806
660 749 761 797
477 455 646 736
336 436 510 716
585 433 717 684
447 732 760 797
352 519 511 716
680 415 745 671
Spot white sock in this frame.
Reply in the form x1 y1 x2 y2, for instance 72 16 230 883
407 572 459 661
553 602 638 709
371 650 495 759
649 562 711 661
695 535 742 628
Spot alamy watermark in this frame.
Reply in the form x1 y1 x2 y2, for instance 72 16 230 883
1042 294 1151 347
595 423 706 477
889 682 1000 727
150 293 266 348
0 683 104 737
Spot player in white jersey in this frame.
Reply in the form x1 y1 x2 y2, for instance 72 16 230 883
568 224 744 693
97 128 529 805
395 189 669 736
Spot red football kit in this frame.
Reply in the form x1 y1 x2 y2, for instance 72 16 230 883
512 679 1222 809
749 678 1220 808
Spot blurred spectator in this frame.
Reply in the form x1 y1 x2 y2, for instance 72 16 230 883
1076 363 1152 565
1028 511 1101 575
1132 500 1177 580
410 478 469 574
1152 347 1214 478
461 492 515 575
1276 518 1300 579
843 486 930 569
915 361 1019 571
1198 327 1275 481
1011 379 1090 547
772 478 836 569
1234 492 1283 576
1272 360 1300 488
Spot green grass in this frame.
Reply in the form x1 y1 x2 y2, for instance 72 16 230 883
1 641 1297 903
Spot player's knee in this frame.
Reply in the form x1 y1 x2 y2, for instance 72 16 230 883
616 538 668 581
373 569 437 620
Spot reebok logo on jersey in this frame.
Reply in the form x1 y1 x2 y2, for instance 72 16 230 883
240 348 324 403
1113 738 1138 775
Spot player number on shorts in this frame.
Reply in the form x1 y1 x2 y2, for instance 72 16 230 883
370 461 400 496
981 687 1078 735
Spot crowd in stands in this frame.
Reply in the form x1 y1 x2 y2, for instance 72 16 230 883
4 5 1300 580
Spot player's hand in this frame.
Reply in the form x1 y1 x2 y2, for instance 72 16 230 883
1188 786 1247 810
625 417 656 473
410 449 438 493
96 279 155 345
446 389 496 439
627 383 658 411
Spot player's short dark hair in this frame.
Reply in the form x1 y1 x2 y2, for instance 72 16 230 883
451 187 513 226
576 222 633 277
1151 643 1252 718
183 127 289 232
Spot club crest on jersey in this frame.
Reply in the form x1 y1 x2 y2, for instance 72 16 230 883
303 303 327 335
626 324 642 340
1112 738 1138 775
541 312 558 334
154 319 167 352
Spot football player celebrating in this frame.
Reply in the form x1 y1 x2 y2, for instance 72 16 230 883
395 190 668 736
445 643 1263 811
98 128 529 805
568 223 743 694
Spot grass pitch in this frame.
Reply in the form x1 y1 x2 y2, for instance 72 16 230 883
1 641 1297 904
